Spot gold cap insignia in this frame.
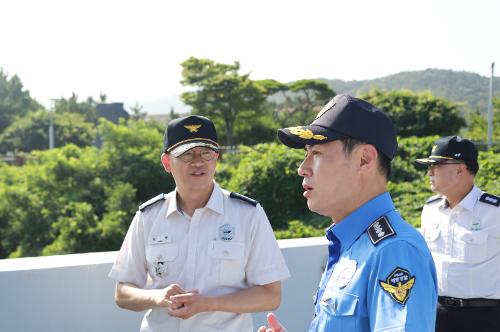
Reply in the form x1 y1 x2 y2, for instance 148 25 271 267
379 267 415 305
431 145 438 153
184 124 202 133
288 126 326 140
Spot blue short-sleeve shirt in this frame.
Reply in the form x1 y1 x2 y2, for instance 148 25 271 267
309 192 437 332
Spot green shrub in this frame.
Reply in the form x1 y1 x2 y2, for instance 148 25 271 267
218 143 308 229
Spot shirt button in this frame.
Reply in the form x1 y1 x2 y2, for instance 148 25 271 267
157 255 163 260
223 250 229 256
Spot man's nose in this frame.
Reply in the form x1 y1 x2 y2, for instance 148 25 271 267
298 159 310 177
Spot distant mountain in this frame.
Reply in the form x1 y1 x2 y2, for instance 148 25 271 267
141 69 499 115
322 68 499 112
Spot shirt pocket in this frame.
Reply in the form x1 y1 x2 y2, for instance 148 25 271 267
208 241 245 285
422 224 441 253
145 243 179 282
319 290 359 331
455 228 488 263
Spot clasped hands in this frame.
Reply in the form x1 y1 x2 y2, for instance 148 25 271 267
155 283 209 319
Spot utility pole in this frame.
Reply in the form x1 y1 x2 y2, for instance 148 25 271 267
49 99 56 149
487 62 495 150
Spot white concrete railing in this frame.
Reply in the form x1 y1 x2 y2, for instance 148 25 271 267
0 237 328 332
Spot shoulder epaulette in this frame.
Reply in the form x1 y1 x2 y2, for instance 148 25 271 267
479 193 500 207
425 195 443 204
139 193 166 212
367 216 396 246
229 192 258 207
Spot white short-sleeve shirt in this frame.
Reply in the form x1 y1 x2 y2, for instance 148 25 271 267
109 182 290 332
421 185 500 299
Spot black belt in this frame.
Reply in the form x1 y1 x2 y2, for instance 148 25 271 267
438 296 500 308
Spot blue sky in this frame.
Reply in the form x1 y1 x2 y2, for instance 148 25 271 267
1 0 498 110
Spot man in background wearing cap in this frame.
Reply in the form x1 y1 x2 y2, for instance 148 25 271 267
109 115 290 332
416 136 500 332
258 94 437 332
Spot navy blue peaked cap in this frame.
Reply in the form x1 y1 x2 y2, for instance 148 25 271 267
164 115 219 157
277 94 398 160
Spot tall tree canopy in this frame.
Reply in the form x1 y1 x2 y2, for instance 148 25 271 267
360 89 466 137
0 69 41 133
180 57 266 146
54 93 98 123
258 79 336 127
0 110 95 153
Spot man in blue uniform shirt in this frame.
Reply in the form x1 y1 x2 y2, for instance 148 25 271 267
258 94 438 332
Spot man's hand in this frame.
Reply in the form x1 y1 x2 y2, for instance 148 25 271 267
168 290 210 319
153 283 186 309
258 312 287 332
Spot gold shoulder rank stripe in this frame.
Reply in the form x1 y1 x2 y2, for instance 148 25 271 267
288 127 326 140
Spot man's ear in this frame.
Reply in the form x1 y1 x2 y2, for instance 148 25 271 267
359 144 378 171
161 153 172 173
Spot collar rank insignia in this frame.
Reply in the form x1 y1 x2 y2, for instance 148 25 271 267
219 224 235 241
184 124 202 133
367 216 396 245
479 193 500 207
379 267 415 305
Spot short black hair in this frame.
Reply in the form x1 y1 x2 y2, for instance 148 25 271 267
339 137 391 179
464 159 479 175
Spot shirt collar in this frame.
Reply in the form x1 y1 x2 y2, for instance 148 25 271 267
204 182 224 215
166 190 182 217
165 181 224 217
457 185 481 211
327 192 396 252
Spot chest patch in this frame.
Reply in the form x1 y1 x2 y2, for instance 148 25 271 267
367 216 396 245
335 259 357 289
379 267 415 305
219 224 235 241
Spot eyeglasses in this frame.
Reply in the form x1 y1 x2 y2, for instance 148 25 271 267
428 161 464 170
177 149 218 163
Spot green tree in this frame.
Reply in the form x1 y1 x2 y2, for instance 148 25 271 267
54 93 98 123
464 94 500 146
0 110 95 153
258 79 336 127
0 119 175 258
360 89 466 137
0 69 41 133
130 102 147 121
180 57 266 146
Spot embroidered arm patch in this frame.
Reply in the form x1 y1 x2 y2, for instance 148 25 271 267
367 216 396 245
379 267 415 305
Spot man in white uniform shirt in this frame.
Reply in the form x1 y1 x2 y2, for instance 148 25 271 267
109 115 290 332
416 136 500 332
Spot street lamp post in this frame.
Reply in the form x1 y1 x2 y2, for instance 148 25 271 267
487 62 495 150
49 99 57 149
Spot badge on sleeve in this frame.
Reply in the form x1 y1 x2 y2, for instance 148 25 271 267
379 267 415 305
219 224 235 241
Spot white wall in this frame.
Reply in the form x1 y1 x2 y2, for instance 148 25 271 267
0 237 328 332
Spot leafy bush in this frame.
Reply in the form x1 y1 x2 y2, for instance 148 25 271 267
217 143 308 229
